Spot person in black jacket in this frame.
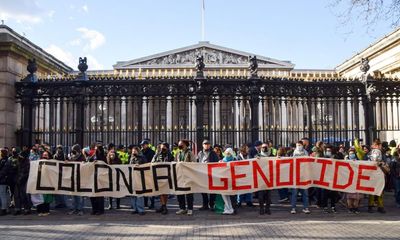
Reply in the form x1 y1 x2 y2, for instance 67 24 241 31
53 145 68 209
67 144 86 216
197 140 219 211
152 142 175 215
89 144 106 215
130 147 147 215
13 147 31 215
0 148 12 216
140 140 155 209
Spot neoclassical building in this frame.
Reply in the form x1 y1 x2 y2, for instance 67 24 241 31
1 23 400 148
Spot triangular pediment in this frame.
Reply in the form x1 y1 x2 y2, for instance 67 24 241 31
114 41 294 69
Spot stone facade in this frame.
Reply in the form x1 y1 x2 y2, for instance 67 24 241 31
0 24 71 147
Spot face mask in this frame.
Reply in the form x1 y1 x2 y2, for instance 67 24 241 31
349 153 356 159
178 145 184 150
296 146 303 151
12 151 17 156
133 153 138 157
325 151 332 157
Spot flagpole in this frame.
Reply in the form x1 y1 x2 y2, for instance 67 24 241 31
201 0 205 41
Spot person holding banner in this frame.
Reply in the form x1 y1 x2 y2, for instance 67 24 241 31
197 139 219 211
290 141 311 214
152 142 175 215
220 148 236 215
36 151 53 216
175 139 196 216
368 139 388 214
236 144 254 208
130 147 147 215
106 149 122 210
257 143 272 215
140 140 155 210
345 147 362 214
88 143 106 215
320 145 339 214
67 144 86 216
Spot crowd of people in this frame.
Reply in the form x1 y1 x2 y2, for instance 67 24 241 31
0 137 400 217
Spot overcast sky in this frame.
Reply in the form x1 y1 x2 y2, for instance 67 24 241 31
0 0 396 70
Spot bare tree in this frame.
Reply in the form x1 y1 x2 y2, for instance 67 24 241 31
331 0 400 28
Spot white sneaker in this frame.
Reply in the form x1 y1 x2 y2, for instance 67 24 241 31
175 209 187 215
222 210 234 215
302 208 311 214
187 210 193 216
290 208 296 214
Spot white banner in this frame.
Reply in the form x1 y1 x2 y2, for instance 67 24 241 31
27 157 385 197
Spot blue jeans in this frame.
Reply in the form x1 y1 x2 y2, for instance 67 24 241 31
73 196 84 211
291 188 309 209
131 196 144 213
395 178 400 206
278 188 289 199
0 185 9 210
55 194 67 206
237 193 253 204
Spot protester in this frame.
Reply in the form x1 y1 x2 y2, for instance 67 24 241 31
140 140 155 209
36 151 53 216
106 149 122 210
53 145 68 209
257 143 272 215
130 147 147 215
197 139 219 211
152 142 175 214
320 145 339 213
67 144 85 216
237 144 254 207
175 139 196 216
220 148 236 215
290 141 311 214
13 147 31 215
89 143 106 215
0 148 11 216
368 139 388 214
345 147 362 213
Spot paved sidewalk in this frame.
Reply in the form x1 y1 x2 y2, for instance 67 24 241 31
1 192 399 239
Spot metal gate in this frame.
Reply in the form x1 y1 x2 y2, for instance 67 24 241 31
15 57 400 150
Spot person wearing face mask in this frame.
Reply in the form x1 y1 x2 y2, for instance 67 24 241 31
67 144 85 216
197 140 219 211
256 143 272 215
345 147 362 213
130 147 147 215
320 146 339 214
367 139 387 214
290 141 311 214
106 150 122 210
220 148 236 215
152 142 175 214
236 144 254 208
175 139 196 216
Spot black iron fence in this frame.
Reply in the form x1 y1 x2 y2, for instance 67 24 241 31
14 60 400 151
